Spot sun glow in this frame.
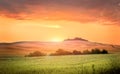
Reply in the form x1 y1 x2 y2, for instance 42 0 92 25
51 38 63 42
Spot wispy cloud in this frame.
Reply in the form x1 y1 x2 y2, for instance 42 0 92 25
0 0 120 25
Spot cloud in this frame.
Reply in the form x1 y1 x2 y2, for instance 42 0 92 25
0 0 120 25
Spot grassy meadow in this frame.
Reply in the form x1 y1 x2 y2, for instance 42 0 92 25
0 54 120 74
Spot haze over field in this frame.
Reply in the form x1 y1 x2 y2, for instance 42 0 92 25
0 38 120 56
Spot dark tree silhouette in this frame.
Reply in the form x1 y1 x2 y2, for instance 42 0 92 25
72 50 81 55
25 51 46 57
50 49 72 56
50 48 109 56
83 50 91 54
101 49 108 54
91 48 101 54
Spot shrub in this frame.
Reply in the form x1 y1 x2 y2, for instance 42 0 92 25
50 48 108 56
83 48 108 54
25 51 46 57
72 50 82 55
50 49 72 56
91 48 101 54
101 49 108 54
83 50 91 54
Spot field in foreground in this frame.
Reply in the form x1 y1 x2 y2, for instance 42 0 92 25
0 54 120 74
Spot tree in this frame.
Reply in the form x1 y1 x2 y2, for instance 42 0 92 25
25 51 46 57
72 50 81 55
83 50 90 54
91 48 101 54
101 49 108 54
50 49 72 56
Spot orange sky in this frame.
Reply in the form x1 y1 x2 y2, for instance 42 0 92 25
0 0 120 44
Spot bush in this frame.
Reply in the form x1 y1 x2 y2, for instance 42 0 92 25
25 51 46 57
50 48 108 56
83 48 108 54
72 50 82 55
83 50 91 54
50 49 72 56
101 49 108 54
91 48 101 54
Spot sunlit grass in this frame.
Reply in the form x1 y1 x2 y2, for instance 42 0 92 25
0 54 120 74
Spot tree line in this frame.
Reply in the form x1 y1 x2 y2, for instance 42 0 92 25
25 48 108 57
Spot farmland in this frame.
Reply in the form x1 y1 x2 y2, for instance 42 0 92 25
0 54 120 74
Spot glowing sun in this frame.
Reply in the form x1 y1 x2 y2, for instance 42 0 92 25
51 38 63 42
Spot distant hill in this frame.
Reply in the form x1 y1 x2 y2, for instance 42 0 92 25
64 37 89 41
0 37 120 56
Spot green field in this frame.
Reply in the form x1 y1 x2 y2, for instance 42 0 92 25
0 54 120 74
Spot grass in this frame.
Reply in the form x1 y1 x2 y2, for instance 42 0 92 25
0 54 120 74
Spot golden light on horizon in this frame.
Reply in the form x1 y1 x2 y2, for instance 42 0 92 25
50 38 63 42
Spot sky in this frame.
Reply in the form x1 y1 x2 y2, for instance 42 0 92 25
0 0 120 44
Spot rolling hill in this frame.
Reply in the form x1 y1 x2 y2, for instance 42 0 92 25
0 37 120 56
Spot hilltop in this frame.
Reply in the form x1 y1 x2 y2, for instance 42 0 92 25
0 37 120 56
